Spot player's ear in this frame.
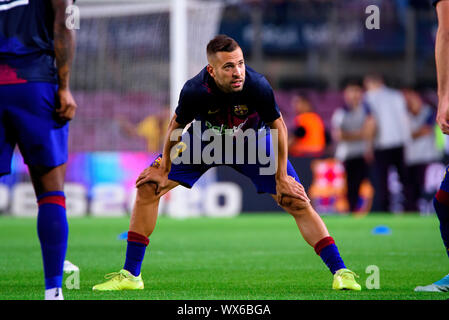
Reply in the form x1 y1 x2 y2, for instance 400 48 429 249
206 64 215 79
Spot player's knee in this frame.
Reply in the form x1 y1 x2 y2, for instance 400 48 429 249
135 183 160 205
281 196 312 216
28 164 66 194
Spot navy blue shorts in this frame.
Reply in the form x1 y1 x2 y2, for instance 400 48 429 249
0 82 69 174
151 132 301 195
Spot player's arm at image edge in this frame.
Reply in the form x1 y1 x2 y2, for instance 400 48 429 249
51 0 76 90
435 0 449 134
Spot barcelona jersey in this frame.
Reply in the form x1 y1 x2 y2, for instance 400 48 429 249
0 0 71 173
156 66 301 194
175 66 281 135
0 0 61 84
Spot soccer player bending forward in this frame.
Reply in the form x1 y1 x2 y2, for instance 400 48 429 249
93 35 361 292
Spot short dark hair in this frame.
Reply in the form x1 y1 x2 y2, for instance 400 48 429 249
207 34 240 57
342 78 363 90
364 73 384 84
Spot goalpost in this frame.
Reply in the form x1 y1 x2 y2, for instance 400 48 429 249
73 0 224 152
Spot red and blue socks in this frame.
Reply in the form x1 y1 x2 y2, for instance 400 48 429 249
123 231 149 277
37 191 68 292
433 188 449 258
314 236 346 274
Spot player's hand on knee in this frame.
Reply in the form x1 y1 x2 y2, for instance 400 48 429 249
135 165 169 195
56 88 77 122
276 175 310 207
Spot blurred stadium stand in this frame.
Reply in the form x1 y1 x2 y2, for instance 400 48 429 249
66 0 438 153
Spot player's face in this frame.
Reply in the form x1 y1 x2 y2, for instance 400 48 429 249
403 90 422 115
343 85 363 109
207 48 245 93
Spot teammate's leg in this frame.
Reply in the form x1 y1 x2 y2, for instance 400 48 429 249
434 195 449 258
414 165 449 292
427 165 449 258
414 195 449 292
28 164 68 300
7 82 71 300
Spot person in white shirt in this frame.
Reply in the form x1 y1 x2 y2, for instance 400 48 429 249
363 74 411 212
403 89 442 211
331 81 375 212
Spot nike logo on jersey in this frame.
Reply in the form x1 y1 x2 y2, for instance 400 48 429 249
0 0 29 11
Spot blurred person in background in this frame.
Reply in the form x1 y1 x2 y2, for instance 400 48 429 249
331 81 375 213
288 94 327 158
403 89 441 212
363 74 411 212
117 109 170 153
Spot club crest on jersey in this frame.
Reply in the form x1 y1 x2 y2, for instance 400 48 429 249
151 156 162 168
233 104 248 116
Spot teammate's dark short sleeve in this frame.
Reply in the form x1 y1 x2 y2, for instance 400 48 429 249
252 77 281 124
174 83 198 125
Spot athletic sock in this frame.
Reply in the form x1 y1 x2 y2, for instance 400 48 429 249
44 287 64 300
314 236 346 274
433 190 449 258
123 231 149 277
37 191 68 291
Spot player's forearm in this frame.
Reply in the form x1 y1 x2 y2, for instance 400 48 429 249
160 115 185 173
269 117 289 179
52 0 76 90
436 3 449 103
436 33 449 103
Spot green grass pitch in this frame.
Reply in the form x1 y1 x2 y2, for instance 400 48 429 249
0 213 448 300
